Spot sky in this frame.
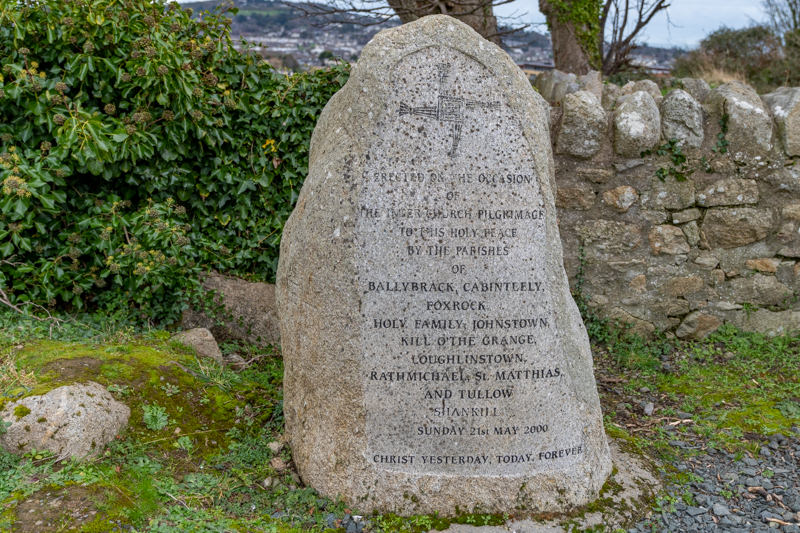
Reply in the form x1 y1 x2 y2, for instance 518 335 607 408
495 0 769 49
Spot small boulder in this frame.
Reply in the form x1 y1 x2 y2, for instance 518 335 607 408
706 82 773 158
649 225 690 255
602 185 639 213
701 208 773 249
0 382 130 460
556 90 608 159
675 312 722 340
172 327 223 365
602 82 622 110
661 89 704 148
556 184 596 210
678 78 711 103
181 272 281 347
696 178 759 207
763 86 800 156
614 91 661 157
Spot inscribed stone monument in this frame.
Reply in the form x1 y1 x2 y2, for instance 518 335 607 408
276 15 612 514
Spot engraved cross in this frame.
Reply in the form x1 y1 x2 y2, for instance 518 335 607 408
398 63 499 157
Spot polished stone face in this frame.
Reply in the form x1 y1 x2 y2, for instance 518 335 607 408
277 15 612 514
358 46 584 477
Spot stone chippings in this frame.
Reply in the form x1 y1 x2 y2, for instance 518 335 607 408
629 430 800 533
277 16 611 515
0 382 130 460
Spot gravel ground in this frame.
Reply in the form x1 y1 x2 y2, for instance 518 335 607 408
630 429 800 533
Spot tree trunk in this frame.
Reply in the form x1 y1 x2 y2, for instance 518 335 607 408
539 0 593 74
387 0 501 44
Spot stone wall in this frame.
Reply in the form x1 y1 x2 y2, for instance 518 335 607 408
536 72 800 339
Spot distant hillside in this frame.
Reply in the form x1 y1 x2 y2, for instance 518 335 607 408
181 0 680 70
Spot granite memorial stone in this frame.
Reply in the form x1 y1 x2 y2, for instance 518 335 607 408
276 15 612 515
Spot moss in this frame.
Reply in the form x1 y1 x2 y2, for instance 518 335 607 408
13 405 30 419
11 340 248 459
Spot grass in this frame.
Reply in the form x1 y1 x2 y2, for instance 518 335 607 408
1 309 799 532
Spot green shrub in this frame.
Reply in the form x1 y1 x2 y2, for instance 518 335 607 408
0 0 349 323
672 25 793 91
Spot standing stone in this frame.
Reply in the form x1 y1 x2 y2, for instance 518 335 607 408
555 90 608 159
614 91 661 157
276 16 612 515
660 89 704 148
763 87 800 157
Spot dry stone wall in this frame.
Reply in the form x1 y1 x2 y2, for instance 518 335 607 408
538 73 800 339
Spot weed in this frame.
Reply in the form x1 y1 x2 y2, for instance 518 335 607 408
713 114 730 153
142 404 169 431
641 138 693 182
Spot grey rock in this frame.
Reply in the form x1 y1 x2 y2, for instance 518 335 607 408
661 89 704 148
649 225 690 255
0 382 129 460
172 327 224 365
730 308 800 336
276 15 612 515
679 78 711 103
603 82 622 111
673 208 701 224
706 81 773 158
762 86 800 156
675 311 722 340
556 90 607 159
181 271 281 347
713 503 731 516
727 274 793 307
696 178 759 207
641 177 696 210
576 219 642 254
701 208 773 249
614 91 661 157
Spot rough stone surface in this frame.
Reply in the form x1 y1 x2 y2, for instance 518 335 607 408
556 184 596 209
641 177 695 211
701 208 773 249
672 208 700 224
602 82 622 110
649 225 690 255
696 178 759 207
172 327 224 365
534 69 578 103
675 311 722 340
706 81 773 158
614 91 661 157
577 70 603 100
660 89 704 148
555 91 607 159
763 86 800 156
276 16 611 515
678 78 711 103
726 274 793 306
576 220 642 254
745 257 781 273
181 272 281 347
602 185 639 213
0 382 129 460
621 79 662 105
730 308 800 335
